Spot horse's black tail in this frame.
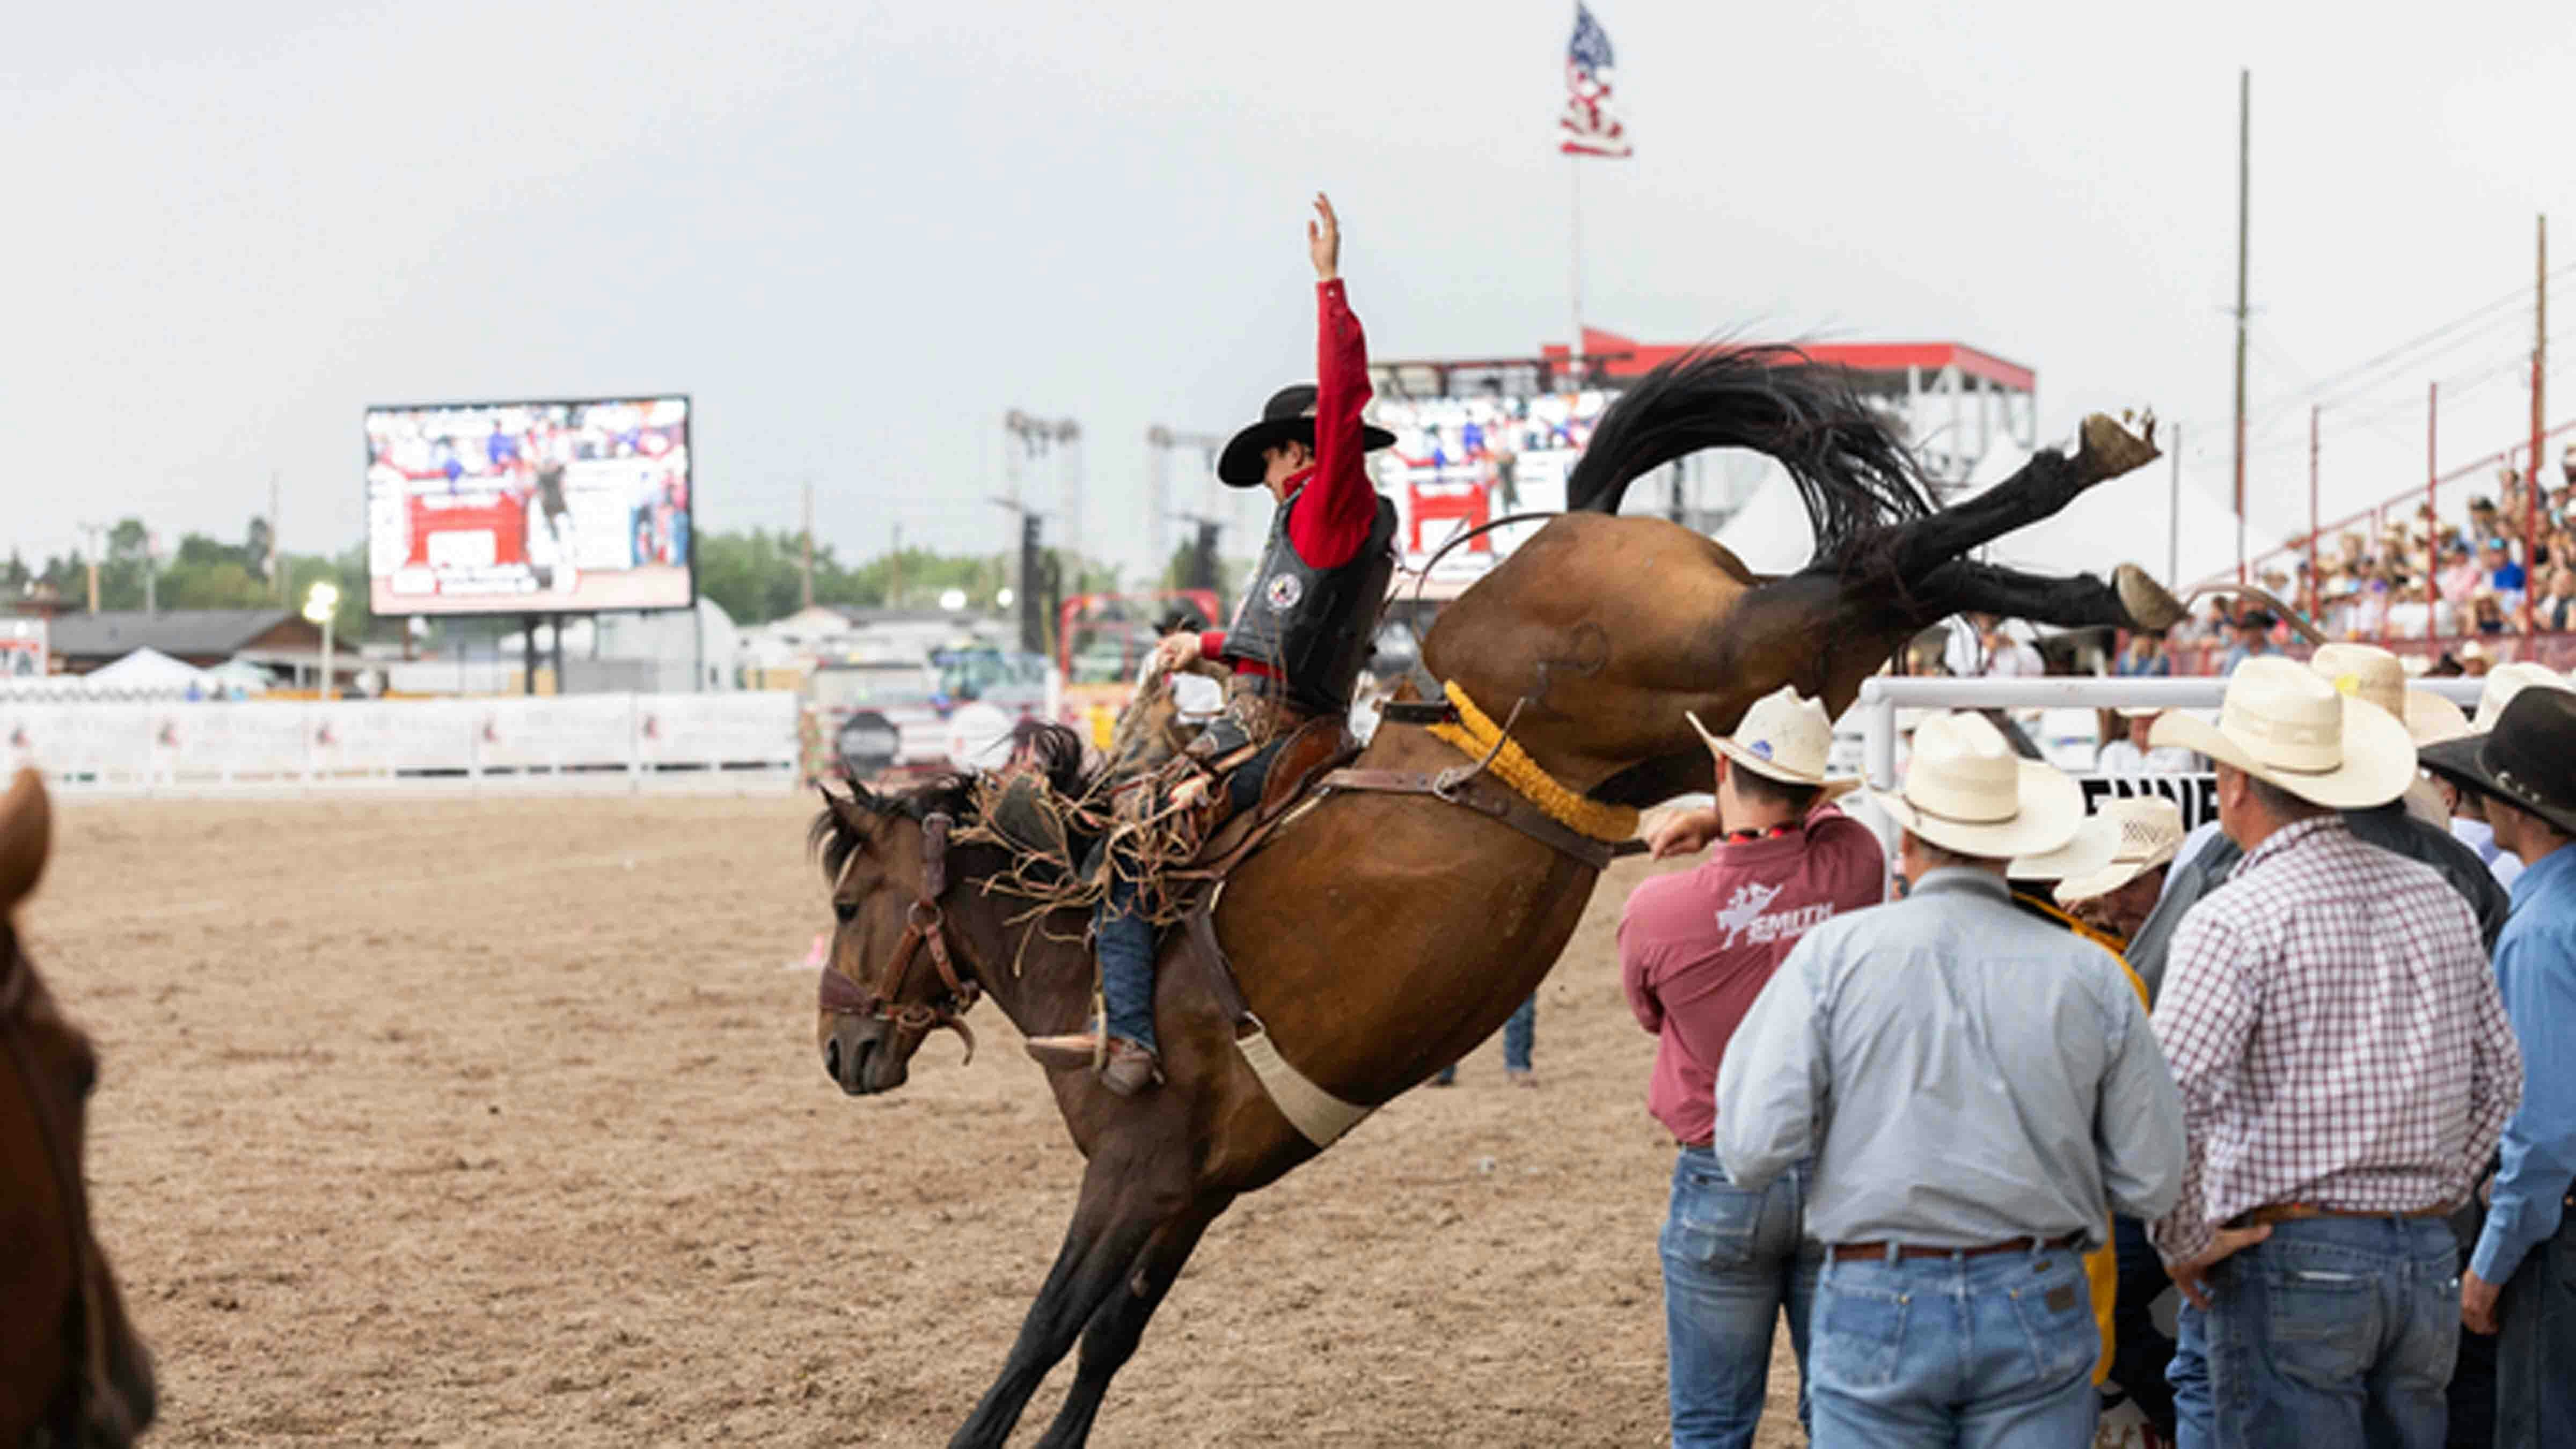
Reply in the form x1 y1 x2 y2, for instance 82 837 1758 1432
1562 345 1938 569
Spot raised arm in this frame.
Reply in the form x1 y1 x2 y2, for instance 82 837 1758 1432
1291 193 1380 570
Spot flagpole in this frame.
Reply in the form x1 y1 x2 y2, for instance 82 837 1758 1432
1569 155 1585 370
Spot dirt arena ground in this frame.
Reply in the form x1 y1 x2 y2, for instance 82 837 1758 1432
27 793 1802 1446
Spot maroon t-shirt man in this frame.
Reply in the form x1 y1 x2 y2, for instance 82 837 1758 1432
1619 807 1887 1147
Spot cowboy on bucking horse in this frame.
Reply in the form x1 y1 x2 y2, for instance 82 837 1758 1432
1023 193 1400 1095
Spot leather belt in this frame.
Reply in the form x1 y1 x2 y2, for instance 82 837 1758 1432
1825 1231 2082 1263
2234 1202 2451 1227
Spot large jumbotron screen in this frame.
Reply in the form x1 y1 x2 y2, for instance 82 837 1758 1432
364 396 693 616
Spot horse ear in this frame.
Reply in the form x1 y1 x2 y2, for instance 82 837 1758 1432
819 781 880 836
0 769 51 913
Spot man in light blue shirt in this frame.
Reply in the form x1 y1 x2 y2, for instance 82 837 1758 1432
2421 687 2576 1448
1719 712 2186 1447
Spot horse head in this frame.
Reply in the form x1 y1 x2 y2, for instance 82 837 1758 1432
808 727 1101 1096
0 770 157 1448
809 778 989 1097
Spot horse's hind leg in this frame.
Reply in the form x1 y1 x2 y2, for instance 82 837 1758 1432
1883 417 2163 584
1029 1192 1235 1449
1916 558 2178 632
949 1147 1191 1449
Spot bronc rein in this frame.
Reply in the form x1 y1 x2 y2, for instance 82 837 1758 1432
0 933 107 1449
816 812 980 1065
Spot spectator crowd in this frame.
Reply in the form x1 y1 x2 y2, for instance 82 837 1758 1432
1618 649 2576 1448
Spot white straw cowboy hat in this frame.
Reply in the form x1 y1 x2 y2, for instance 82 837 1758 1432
2309 642 2470 745
2051 796 2186 906
2470 662 2573 732
2149 656 2417 810
1874 711 2084 859
2008 810 2120 885
1686 686 1860 799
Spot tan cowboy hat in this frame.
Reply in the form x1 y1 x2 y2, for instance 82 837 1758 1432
2052 796 2185 906
2149 656 2417 810
1686 685 1860 799
2471 661 2573 732
2309 643 2470 745
1874 711 2083 859
2008 810 2120 884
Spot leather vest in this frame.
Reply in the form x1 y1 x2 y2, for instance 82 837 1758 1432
1217 492 1398 716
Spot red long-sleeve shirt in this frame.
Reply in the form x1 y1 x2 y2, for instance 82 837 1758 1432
1201 279 1378 665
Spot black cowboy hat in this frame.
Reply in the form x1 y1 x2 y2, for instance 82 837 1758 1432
2419 686 2576 838
1216 384 1397 488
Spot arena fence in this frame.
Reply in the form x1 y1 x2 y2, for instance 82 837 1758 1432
0 691 799 798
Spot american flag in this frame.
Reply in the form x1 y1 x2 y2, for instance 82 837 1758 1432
1558 3 1631 158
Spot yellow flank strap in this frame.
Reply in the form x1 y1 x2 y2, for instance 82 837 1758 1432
1425 680 1641 845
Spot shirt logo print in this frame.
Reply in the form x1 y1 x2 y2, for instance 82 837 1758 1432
1714 881 1838 948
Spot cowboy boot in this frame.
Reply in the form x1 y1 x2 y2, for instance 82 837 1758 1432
1097 1036 1163 1097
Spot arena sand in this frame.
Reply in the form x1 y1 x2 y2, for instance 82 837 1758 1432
26 795 1800 1446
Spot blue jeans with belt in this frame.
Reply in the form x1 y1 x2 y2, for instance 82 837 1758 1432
1660 1148 1816 1448
2200 1216 2460 1449
1809 1239 2100 1448
1093 742 1278 1054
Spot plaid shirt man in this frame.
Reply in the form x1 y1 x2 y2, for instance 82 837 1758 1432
2150 815 2521 1264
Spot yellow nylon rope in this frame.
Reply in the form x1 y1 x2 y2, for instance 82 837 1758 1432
1425 680 1641 845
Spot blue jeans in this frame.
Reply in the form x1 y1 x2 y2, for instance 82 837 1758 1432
1809 1241 2100 1448
1432 993 1536 1084
2170 1302 2212 1449
1660 1149 1815 1448
2201 1216 2459 1449
2496 1214 2576 1449
1092 742 1279 1055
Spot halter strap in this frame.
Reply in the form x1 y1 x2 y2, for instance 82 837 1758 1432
816 811 979 1064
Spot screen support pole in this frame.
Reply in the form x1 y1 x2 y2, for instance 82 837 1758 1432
523 614 539 697
552 617 568 697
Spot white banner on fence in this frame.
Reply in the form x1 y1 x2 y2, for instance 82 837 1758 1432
0 692 797 797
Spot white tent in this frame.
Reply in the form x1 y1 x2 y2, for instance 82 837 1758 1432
1710 466 1816 573
84 647 218 692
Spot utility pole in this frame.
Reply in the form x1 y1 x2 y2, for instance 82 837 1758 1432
2307 406 2321 625
2529 214 2548 634
79 522 101 613
2231 68 2252 586
800 479 815 611
2167 422 2182 588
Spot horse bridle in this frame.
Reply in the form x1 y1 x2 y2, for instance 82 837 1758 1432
0 936 104 1448
816 811 980 1065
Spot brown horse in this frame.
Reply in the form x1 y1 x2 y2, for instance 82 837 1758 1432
810 348 2171 1447
0 770 157 1447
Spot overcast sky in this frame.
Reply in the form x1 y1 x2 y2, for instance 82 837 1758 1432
8 0 2574 584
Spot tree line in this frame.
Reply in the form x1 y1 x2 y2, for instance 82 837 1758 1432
5 518 1225 636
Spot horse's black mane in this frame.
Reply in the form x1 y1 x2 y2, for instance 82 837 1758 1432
808 721 1100 883
1563 343 1939 571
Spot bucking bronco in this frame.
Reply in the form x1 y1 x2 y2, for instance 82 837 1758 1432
808 197 2179 1447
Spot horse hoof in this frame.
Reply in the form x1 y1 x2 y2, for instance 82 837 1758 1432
2076 413 2161 484
2115 565 2187 631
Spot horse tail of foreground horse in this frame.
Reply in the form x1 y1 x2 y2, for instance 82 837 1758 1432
1562 345 1938 567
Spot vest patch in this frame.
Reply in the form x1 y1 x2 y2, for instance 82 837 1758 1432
1265 574 1304 611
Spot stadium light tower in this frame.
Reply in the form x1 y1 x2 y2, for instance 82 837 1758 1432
302 580 340 699
1146 427 1225 574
